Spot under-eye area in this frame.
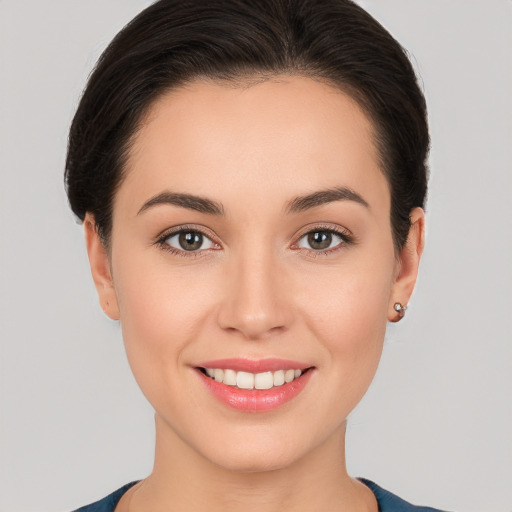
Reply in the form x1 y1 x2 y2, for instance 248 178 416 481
197 367 315 390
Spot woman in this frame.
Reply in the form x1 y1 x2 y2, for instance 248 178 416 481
65 0 442 510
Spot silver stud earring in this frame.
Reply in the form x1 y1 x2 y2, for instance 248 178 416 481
394 302 407 319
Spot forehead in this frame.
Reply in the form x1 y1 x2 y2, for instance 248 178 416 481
119 76 388 215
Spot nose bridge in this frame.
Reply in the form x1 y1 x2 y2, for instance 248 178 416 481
217 240 291 340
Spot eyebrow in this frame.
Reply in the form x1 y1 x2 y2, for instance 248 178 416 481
137 185 368 217
285 186 369 214
137 191 225 216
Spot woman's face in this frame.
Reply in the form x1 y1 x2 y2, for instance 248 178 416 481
87 76 422 472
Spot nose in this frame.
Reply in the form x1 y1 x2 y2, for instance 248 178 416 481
216 248 293 340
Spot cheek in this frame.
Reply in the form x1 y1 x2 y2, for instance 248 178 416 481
300 254 393 335
111 253 215 395
297 257 394 394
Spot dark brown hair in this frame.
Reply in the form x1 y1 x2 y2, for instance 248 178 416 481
65 0 429 250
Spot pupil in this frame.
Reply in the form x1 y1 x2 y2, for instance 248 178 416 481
179 231 202 251
308 231 331 250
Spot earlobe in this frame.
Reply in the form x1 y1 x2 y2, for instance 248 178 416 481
84 214 120 320
388 207 425 322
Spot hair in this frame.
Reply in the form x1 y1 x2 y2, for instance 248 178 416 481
65 0 429 251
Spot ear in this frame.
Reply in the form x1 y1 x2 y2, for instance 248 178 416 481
84 214 120 320
388 207 425 322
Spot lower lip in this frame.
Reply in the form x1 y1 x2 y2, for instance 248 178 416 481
196 369 313 412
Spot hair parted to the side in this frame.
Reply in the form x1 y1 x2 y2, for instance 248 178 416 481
65 0 429 250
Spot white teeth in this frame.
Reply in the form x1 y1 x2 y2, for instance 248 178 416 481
255 371 273 390
284 369 295 383
273 370 285 386
223 369 237 386
236 371 254 389
203 367 305 389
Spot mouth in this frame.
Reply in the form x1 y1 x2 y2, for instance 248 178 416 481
194 359 315 412
198 366 312 390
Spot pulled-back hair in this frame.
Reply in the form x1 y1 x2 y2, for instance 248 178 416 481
65 0 429 250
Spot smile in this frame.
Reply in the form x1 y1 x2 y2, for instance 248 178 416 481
195 359 314 412
201 368 303 389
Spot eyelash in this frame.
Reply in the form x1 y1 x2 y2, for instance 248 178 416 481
292 225 354 257
154 224 354 258
155 225 220 259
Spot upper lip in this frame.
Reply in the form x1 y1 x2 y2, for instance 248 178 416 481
195 358 313 373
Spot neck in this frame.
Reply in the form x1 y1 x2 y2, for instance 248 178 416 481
124 414 376 512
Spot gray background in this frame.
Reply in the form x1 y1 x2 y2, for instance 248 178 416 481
0 1 510 511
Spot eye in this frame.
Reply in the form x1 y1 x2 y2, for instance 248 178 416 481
164 230 215 252
296 229 348 252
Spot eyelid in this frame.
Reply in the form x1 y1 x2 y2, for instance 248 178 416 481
155 224 219 242
154 224 222 256
153 222 354 257
290 223 354 252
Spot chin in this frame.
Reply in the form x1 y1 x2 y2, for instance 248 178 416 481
210 447 298 474
198 428 313 474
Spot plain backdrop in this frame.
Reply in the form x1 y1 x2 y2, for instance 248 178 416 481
0 1 511 511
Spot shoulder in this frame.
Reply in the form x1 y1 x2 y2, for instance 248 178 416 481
72 482 139 512
360 479 453 512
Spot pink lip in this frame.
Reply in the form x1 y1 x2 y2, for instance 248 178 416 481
195 359 314 412
196 358 311 373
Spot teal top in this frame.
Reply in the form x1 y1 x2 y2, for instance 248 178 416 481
73 479 451 511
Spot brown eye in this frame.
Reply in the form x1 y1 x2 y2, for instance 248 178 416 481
307 231 332 250
179 231 203 251
297 229 346 252
165 230 214 252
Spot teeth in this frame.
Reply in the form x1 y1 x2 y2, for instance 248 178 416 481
223 369 237 386
203 367 304 389
273 369 285 386
236 371 254 389
284 369 295 383
254 371 273 390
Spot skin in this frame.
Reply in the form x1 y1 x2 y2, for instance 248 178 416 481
85 76 424 512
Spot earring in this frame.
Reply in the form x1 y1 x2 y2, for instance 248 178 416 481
394 302 407 319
